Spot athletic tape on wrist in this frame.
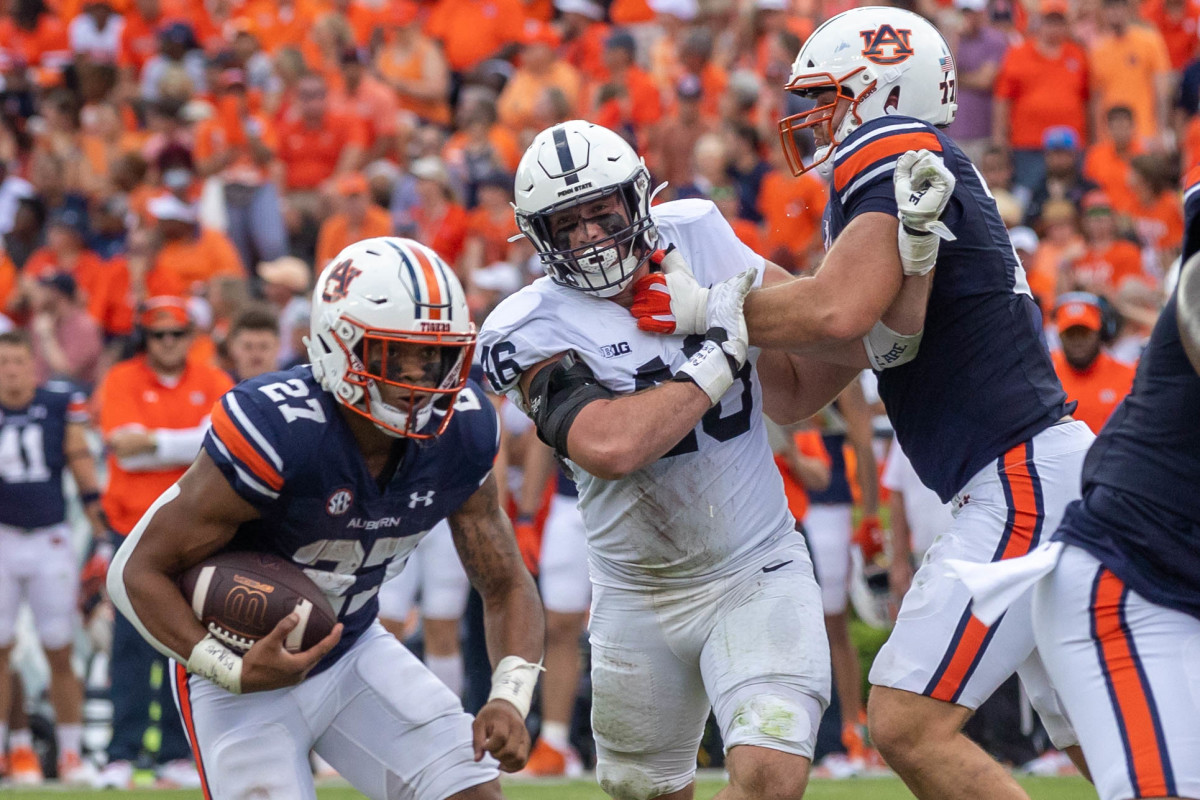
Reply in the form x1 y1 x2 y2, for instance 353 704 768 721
187 634 243 694
487 655 545 719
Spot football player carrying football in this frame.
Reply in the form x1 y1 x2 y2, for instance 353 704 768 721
108 238 544 800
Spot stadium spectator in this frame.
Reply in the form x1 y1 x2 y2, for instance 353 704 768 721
461 171 521 274
315 171 393 270
139 193 244 299
1082 105 1141 214
93 296 232 790
724 122 771 224
590 28 662 146
26 272 104 387
425 0 527 76
67 0 124 64
647 75 718 194
496 21 581 137
993 0 1090 193
1066 191 1145 296
1024 126 1098 225
1088 0 1171 149
374 1 452 128
1050 292 1137 432
193 67 288 273
223 303 280 381
2 196 46 271
409 156 468 268
1142 0 1200 70
1127 153 1184 273
331 45 402 166
557 0 609 81
946 0 1008 164
138 21 205 105
256 255 310 368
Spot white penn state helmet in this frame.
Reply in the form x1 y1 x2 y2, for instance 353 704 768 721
306 237 475 439
778 7 957 177
513 120 662 297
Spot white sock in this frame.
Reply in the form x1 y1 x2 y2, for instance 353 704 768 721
9 728 32 750
541 721 570 751
0 722 8 755
425 654 464 697
57 724 82 758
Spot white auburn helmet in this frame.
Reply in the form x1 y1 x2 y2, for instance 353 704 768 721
514 120 661 297
779 6 957 177
306 237 475 439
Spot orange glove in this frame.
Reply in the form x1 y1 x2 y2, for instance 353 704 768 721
630 251 677 334
513 515 542 576
854 515 885 564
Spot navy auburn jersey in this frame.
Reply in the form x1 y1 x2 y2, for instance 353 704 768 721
807 432 852 505
1055 288 1200 620
202 366 498 673
824 115 1070 502
0 383 89 529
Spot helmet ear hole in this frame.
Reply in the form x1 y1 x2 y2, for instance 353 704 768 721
885 86 901 112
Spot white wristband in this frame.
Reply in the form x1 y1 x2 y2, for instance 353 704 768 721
863 319 923 370
487 655 545 719
187 634 243 694
897 227 941 276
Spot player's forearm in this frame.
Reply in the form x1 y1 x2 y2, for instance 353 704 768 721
887 492 913 565
567 381 711 479
480 571 544 668
517 439 555 516
793 455 831 491
758 349 860 425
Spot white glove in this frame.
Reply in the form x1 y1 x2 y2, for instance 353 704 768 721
672 268 756 404
894 149 957 276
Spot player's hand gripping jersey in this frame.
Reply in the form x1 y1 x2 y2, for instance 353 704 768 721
203 365 498 672
824 116 1070 501
479 200 793 586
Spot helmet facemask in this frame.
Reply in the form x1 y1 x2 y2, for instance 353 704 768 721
517 170 660 298
330 320 476 439
778 67 871 178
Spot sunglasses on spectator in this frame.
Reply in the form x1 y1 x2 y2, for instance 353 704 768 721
147 329 191 341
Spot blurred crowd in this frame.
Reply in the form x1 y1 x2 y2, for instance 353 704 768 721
0 0 1192 786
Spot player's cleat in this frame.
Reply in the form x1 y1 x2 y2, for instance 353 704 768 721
58 751 99 786
1020 749 1079 777
95 759 134 789
155 758 202 789
9 745 44 785
813 752 865 779
520 737 583 777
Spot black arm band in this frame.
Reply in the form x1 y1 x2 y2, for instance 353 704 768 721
80 490 102 506
528 352 615 459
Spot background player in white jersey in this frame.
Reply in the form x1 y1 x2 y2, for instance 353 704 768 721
0 330 106 786
107 238 544 799
478 120 931 800
630 8 1093 800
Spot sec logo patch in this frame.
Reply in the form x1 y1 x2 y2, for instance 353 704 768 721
326 489 353 516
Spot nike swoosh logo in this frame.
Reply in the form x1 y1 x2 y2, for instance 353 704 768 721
762 560 793 573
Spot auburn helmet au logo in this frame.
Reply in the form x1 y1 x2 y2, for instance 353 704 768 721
322 259 362 303
860 25 914 65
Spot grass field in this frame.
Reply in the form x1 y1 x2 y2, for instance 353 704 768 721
0 775 1097 799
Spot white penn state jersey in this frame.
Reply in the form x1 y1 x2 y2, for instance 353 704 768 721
478 199 794 586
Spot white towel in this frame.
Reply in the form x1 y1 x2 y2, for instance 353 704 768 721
944 541 1065 626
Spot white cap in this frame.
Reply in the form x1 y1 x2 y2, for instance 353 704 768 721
410 156 451 186
1008 226 1039 253
472 261 523 296
955 0 988 10
649 0 698 19
756 0 787 11
554 0 605 19
148 193 198 223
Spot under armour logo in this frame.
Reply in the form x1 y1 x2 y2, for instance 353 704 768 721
408 490 436 508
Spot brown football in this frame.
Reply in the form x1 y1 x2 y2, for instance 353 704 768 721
177 551 337 654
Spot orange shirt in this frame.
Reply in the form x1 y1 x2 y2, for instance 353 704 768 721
0 251 16 316
315 206 394 269
276 113 367 190
465 206 520 266
1142 0 1200 68
1051 349 1136 433
96 356 233 534
328 75 402 152
236 0 316 54
1088 25 1171 144
377 39 453 126
497 61 583 132
1069 240 1144 295
589 66 662 133
426 0 527 72
995 40 1089 150
1082 141 1141 214
563 23 609 81
25 247 134 336
193 104 278 186
730 217 766 257
758 169 826 259
0 15 69 66
1130 192 1184 261
775 429 830 523
145 229 245 297
413 202 469 267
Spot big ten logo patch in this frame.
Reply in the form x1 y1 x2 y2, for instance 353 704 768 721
860 25 914 65
600 341 632 358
